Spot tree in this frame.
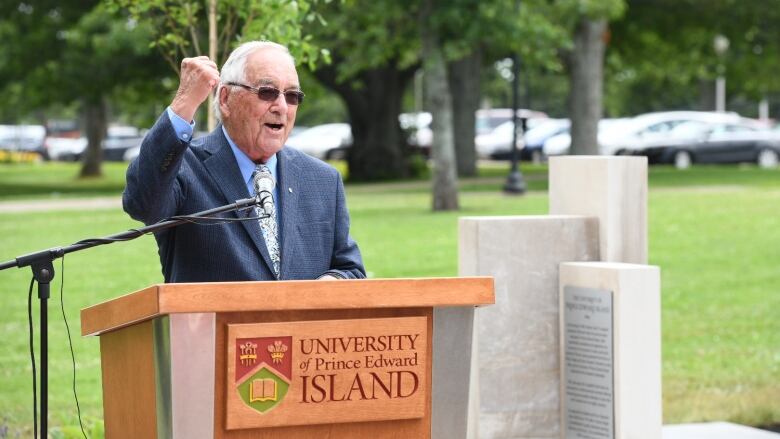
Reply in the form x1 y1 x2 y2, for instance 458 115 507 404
440 0 570 175
607 0 780 118
108 0 330 129
106 0 331 129
557 0 625 155
0 2 167 176
305 0 420 181
448 51 481 177
421 0 458 210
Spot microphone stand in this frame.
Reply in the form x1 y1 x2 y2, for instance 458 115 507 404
0 196 262 438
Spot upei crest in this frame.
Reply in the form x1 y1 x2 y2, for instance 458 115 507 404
235 336 293 413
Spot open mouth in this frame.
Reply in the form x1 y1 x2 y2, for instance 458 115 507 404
265 123 284 131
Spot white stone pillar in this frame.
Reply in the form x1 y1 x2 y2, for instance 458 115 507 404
559 262 661 439
459 216 600 438
549 156 648 264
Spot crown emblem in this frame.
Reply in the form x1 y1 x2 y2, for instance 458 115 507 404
267 340 288 364
239 342 258 366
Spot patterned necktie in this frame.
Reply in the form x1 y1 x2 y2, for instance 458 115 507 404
252 164 280 277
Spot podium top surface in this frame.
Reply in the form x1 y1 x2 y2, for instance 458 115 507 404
81 277 494 336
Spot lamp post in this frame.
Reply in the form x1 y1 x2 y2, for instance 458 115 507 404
713 34 729 113
503 54 527 194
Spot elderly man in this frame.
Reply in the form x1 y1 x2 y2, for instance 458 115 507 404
123 41 365 282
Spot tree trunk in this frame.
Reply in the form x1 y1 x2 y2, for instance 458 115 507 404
80 98 107 178
567 19 607 156
314 63 416 181
421 0 458 211
447 49 481 177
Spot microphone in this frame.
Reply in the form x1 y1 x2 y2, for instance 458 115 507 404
252 167 276 216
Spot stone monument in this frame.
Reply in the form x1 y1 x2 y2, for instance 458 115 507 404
457 156 661 439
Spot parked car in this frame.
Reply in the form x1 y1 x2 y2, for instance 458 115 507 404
543 118 631 156
400 112 432 154
402 109 548 158
103 126 143 161
605 111 743 156
543 111 743 157
631 120 780 169
0 125 46 158
123 130 207 162
475 120 524 159
285 123 352 160
475 108 548 135
289 125 310 138
521 119 570 162
44 136 87 161
473 111 550 159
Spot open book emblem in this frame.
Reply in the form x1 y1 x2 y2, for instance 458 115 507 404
235 336 293 414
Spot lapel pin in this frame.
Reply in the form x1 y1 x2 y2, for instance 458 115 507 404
288 187 293 193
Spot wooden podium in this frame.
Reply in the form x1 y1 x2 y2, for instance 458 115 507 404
81 277 493 439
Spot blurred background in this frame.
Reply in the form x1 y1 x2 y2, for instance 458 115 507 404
2 0 780 182
0 0 778 437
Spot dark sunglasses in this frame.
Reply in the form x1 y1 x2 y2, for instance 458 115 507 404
226 82 305 106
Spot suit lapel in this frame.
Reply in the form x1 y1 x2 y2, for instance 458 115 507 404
202 129 276 276
277 148 300 279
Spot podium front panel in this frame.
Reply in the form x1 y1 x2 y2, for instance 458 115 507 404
225 316 427 429
214 307 433 439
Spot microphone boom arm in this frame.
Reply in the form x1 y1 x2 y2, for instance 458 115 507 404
0 195 262 439
0 196 261 271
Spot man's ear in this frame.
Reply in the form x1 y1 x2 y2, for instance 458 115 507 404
218 86 231 118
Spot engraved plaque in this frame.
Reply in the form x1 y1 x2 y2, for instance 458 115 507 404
563 286 614 439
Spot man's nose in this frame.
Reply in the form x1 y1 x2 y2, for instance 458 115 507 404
270 92 288 111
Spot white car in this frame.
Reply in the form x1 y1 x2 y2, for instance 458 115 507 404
0 124 46 156
543 119 630 156
475 120 524 159
45 136 87 161
399 112 432 147
285 123 352 160
474 116 552 159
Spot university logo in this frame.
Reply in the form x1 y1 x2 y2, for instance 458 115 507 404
234 336 293 414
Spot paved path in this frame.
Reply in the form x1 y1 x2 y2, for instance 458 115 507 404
0 196 122 213
664 422 780 438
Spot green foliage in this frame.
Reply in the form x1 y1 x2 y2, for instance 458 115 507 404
607 0 780 115
294 70 349 125
555 0 626 24
106 0 332 71
56 5 162 104
0 2 168 119
308 0 420 82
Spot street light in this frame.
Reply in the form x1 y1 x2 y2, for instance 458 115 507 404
503 54 527 194
713 34 729 113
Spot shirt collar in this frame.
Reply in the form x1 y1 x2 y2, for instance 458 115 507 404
222 126 278 194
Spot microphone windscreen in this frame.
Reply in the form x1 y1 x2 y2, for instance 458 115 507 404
253 168 275 195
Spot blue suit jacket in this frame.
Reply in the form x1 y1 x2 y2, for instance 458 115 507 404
123 113 365 283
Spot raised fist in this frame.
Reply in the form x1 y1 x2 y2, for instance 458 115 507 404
170 56 220 122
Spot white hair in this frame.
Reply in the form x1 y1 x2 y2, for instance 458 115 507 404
213 41 295 122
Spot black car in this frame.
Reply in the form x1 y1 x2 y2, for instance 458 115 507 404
636 121 780 169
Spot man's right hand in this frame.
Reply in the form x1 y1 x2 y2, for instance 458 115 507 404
170 56 220 123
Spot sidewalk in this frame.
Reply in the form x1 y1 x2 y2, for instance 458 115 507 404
0 196 122 213
664 422 780 439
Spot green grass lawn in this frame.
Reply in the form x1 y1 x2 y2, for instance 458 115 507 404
0 161 778 437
